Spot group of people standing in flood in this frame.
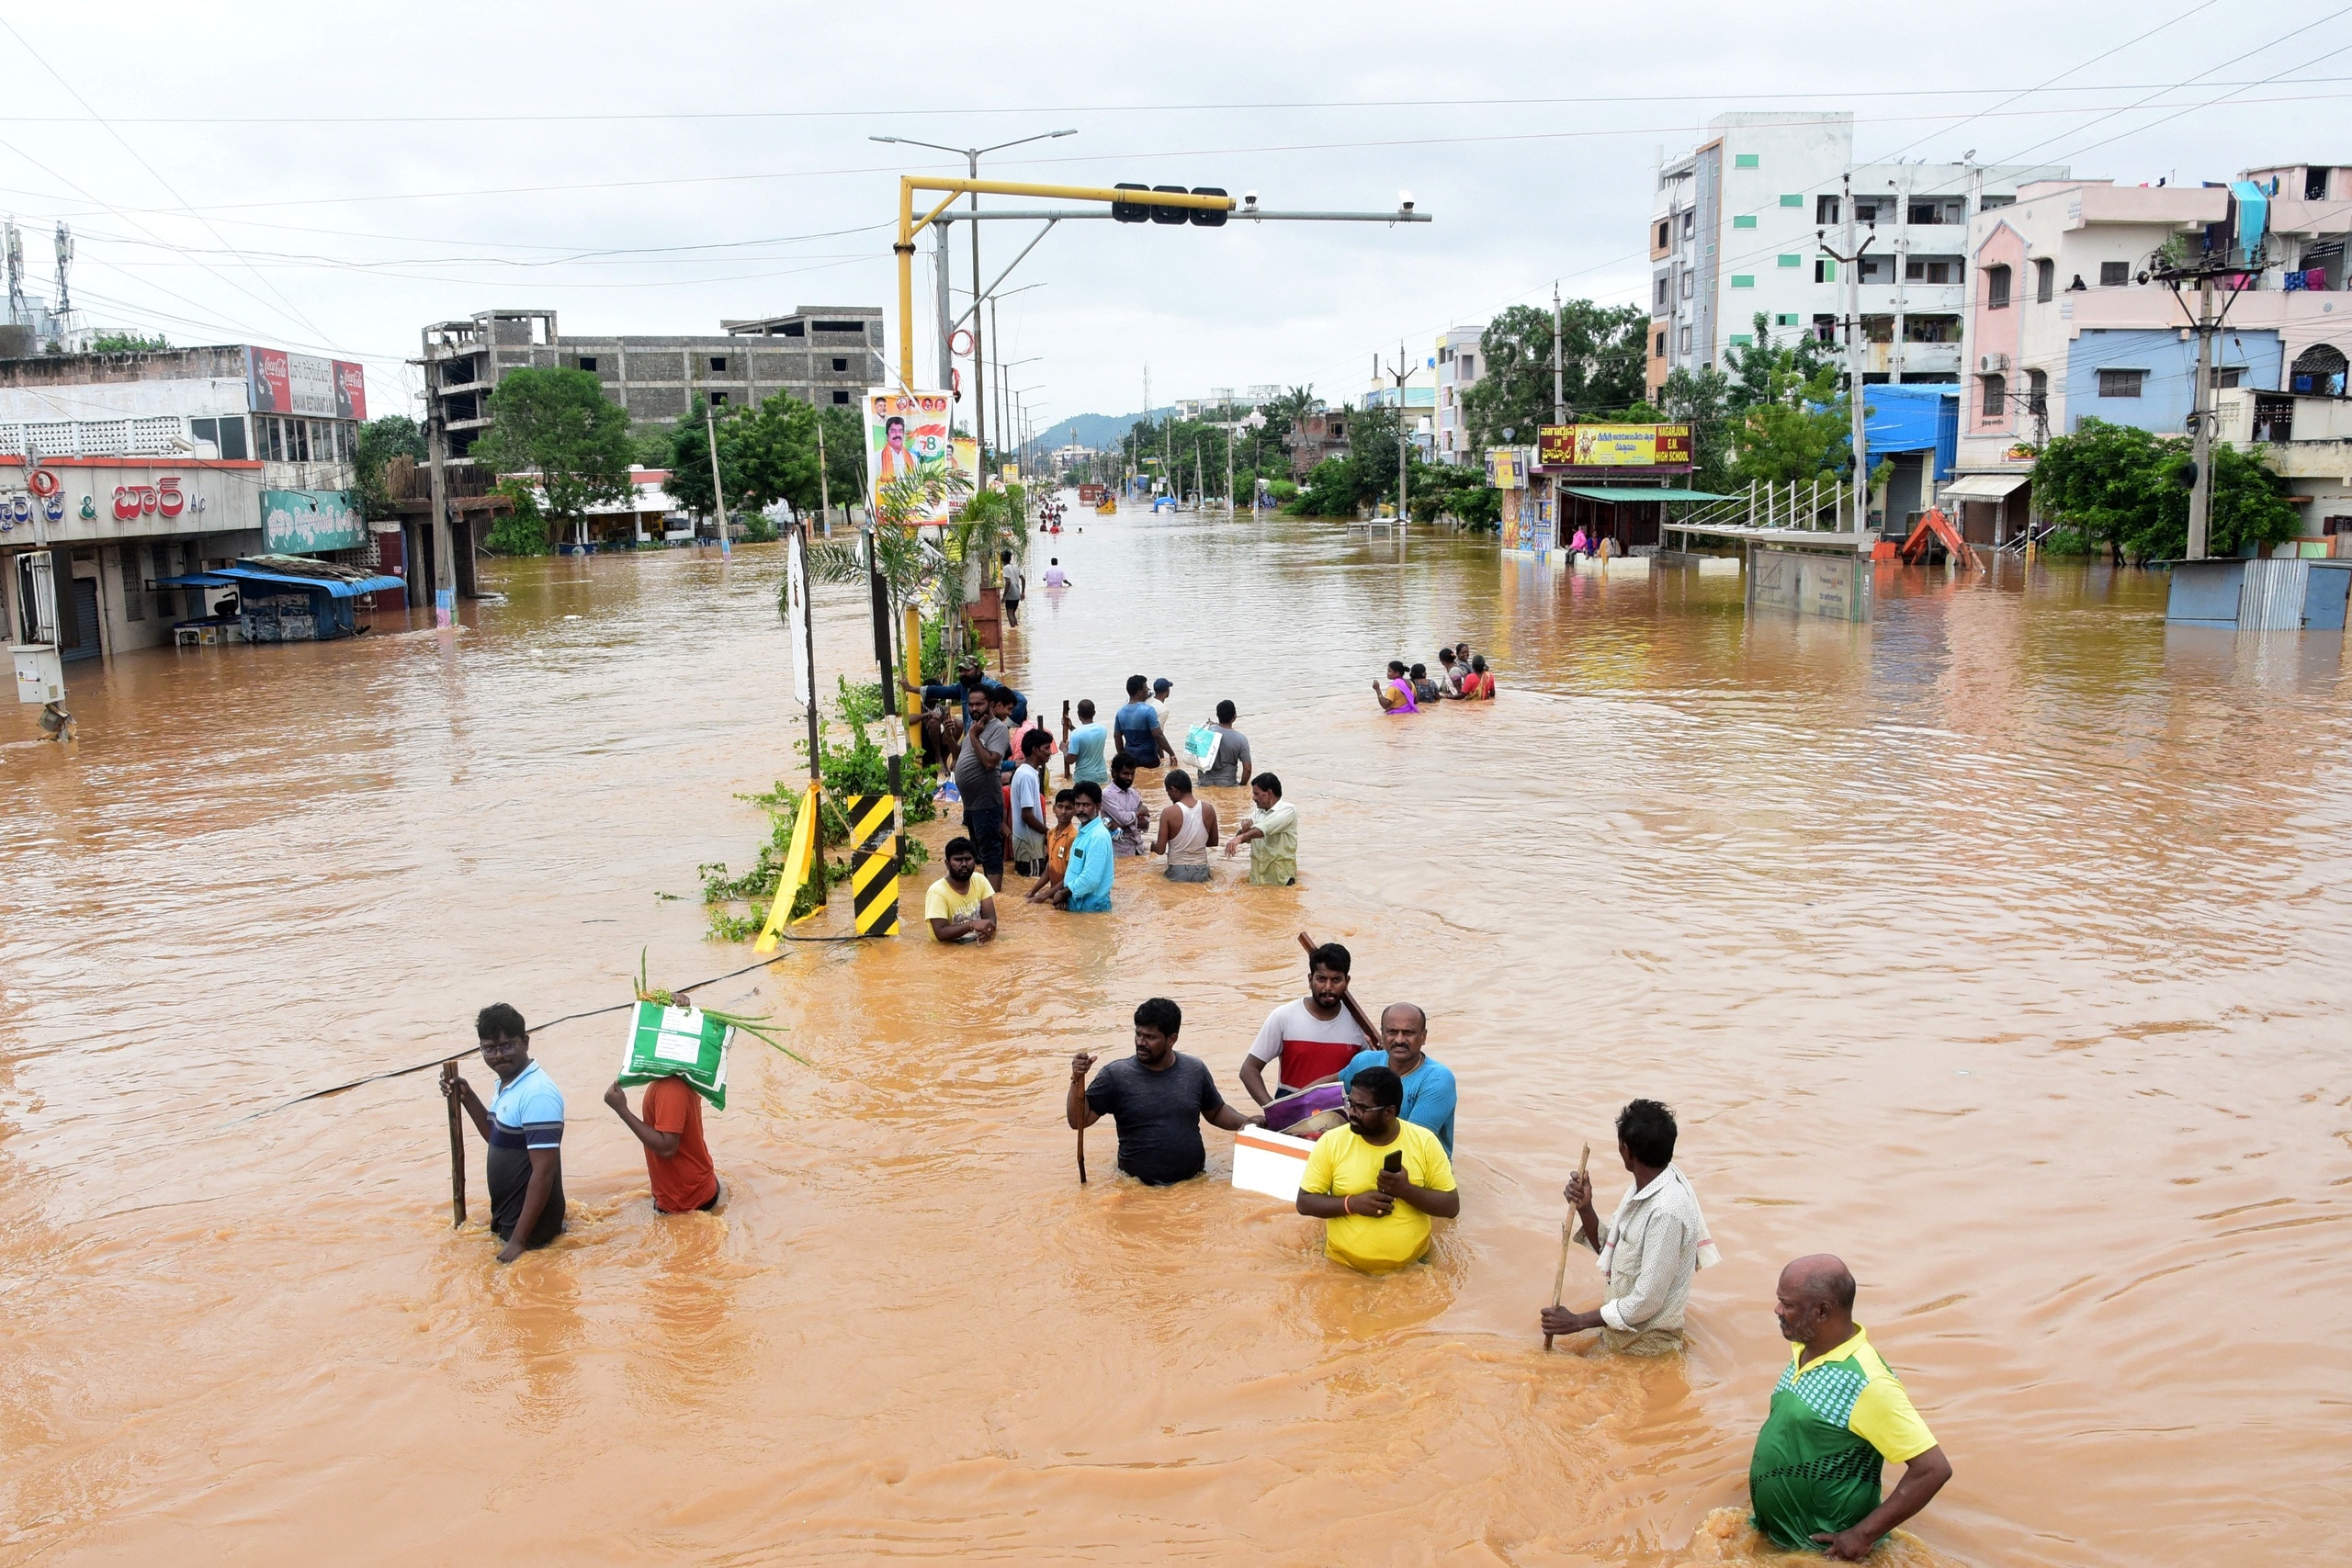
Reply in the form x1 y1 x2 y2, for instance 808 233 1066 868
922 666 1301 942
1061 940 1953 1561
1374 641 1495 713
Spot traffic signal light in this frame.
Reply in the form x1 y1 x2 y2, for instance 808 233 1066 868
1111 184 1229 227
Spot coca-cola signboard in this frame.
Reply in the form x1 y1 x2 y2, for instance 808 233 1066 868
247 347 368 420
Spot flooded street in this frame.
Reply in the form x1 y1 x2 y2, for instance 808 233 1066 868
3 512 2347 1565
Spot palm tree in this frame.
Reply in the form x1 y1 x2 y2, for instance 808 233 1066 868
799 457 976 671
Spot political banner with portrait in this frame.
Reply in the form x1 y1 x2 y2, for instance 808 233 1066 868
863 389 955 523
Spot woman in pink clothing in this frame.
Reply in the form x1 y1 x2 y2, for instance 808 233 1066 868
1374 660 1419 715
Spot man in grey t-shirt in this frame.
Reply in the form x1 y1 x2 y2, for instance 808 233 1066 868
956 689 1012 882
1067 997 1258 1184
1198 699 1254 788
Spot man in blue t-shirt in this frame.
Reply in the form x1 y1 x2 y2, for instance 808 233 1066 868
1332 1001 1458 1154
1062 697 1110 785
1113 673 1173 770
442 1001 567 1262
902 657 1028 724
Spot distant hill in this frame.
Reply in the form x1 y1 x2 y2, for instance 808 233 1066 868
1028 408 1172 454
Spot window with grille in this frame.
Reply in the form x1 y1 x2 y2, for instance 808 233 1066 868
2098 368 2144 398
1984 265 2011 308
1981 375 2006 418
2099 262 2130 287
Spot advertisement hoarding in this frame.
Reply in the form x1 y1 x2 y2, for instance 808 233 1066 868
263 489 365 553
863 389 955 522
1485 446 1527 490
1535 423 1691 468
247 348 368 421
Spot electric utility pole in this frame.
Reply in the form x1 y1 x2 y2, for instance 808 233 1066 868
704 396 731 557
1385 340 1412 522
2188 275 2218 560
2148 228 2256 560
1551 282 1565 426
1816 175 1876 535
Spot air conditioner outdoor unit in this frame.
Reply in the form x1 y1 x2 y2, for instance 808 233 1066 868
1977 353 2010 374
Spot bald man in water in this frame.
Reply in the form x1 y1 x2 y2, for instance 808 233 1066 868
1748 1255 1953 1560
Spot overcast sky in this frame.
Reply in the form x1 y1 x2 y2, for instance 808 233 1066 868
1 1 2342 430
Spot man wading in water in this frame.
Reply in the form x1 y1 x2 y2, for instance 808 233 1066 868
1150 768 1218 882
441 1003 566 1262
1749 1255 1953 1559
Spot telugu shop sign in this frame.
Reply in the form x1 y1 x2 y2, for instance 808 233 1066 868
1536 423 1692 469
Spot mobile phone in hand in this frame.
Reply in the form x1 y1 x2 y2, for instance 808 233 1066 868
1383 1151 1404 1174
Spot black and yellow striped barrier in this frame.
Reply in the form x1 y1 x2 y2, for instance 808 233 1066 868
838 792 901 937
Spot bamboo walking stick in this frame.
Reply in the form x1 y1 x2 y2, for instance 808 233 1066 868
1295 931 1378 1042
441 1061 467 1227
1544 1144 1591 1350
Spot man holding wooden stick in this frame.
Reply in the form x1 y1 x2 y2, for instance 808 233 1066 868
440 1003 566 1263
1540 1099 1717 1355
1238 941 1373 1109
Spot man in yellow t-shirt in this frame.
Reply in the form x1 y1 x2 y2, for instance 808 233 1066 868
924 837 997 943
1295 1065 1458 1272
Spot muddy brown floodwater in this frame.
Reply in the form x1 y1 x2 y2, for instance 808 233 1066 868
3 512 2349 1565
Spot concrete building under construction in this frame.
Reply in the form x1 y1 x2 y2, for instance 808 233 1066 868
419 307 885 468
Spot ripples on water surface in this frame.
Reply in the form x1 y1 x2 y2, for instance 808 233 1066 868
2 513 2347 1565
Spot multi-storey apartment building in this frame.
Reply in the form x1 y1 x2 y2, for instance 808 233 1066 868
1951 164 2352 540
1647 112 2064 397
1434 324 1485 465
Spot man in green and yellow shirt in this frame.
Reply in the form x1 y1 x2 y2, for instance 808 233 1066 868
1750 1255 1954 1560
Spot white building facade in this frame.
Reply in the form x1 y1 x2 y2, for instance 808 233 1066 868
1648 112 2064 396
1434 324 1485 465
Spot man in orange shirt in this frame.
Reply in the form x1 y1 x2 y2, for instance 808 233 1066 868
604 1077 721 1213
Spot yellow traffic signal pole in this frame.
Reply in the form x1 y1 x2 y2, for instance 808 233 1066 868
894 179 1233 387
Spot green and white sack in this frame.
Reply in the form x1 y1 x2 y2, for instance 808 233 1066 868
617 1000 731 1110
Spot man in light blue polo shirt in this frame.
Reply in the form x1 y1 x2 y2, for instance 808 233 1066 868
1333 1002 1457 1154
442 1002 567 1262
1062 698 1110 785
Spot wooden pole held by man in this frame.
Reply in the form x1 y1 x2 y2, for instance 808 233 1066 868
441 1060 467 1226
1544 1144 1590 1349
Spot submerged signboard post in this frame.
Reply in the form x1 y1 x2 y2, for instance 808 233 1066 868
1748 545 1873 622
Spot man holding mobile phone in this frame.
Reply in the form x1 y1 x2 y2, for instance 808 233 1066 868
1295 1065 1458 1273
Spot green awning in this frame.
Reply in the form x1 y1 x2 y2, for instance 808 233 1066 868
1557 485 1733 502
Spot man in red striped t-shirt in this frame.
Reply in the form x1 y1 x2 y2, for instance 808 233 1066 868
1238 942 1372 1108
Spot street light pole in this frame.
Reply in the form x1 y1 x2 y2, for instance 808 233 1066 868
870 129 1075 468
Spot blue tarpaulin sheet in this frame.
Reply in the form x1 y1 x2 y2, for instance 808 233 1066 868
1860 385 1956 457
211 565 403 599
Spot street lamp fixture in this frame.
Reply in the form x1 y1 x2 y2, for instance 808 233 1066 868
868 129 1078 455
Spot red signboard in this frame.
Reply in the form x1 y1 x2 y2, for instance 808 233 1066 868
248 347 367 420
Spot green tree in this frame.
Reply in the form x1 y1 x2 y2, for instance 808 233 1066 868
818 402 865 525
1461 299 1648 452
470 367 635 538
1661 366 1736 493
352 414 426 521
90 331 170 353
1733 359 1851 482
484 478 552 556
2034 418 2298 563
